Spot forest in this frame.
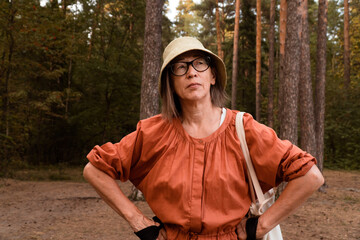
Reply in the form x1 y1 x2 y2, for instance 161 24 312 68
0 0 359 174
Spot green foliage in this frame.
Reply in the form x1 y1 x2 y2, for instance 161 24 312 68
232 0 256 114
174 0 200 37
0 0 359 172
0 0 174 170
323 0 360 170
325 79 360 169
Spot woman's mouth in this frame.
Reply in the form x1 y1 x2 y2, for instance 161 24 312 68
186 83 201 89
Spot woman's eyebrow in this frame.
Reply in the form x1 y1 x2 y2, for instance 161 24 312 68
176 55 203 61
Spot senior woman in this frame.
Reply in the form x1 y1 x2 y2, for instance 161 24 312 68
83 37 324 240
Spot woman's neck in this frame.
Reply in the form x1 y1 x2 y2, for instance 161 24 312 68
180 100 222 138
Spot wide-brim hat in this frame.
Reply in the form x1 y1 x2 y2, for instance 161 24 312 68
159 37 227 96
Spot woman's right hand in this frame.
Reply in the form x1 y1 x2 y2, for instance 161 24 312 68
130 214 158 232
83 163 167 239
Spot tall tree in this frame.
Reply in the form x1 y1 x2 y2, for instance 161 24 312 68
278 0 287 131
87 0 103 60
267 0 275 127
299 0 316 157
131 0 164 200
280 0 301 145
255 0 261 121
344 0 350 88
175 0 198 37
315 0 328 173
231 0 241 109
216 0 224 60
1 0 15 137
140 0 163 120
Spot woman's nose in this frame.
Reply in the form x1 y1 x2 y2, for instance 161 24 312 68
186 64 197 77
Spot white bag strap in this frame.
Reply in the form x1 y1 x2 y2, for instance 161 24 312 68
235 112 266 204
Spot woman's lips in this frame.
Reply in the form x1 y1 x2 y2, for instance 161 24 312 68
186 83 201 89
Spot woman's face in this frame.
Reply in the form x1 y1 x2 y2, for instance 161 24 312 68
170 50 216 104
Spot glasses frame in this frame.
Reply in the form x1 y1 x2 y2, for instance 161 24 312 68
169 56 211 76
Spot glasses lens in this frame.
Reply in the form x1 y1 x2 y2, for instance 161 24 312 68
171 62 187 76
170 56 210 76
193 57 209 72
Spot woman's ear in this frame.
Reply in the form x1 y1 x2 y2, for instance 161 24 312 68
210 68 216 85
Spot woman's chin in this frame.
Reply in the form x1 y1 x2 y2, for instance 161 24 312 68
180 94 211 104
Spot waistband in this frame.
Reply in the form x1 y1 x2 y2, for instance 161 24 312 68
165 225 238 240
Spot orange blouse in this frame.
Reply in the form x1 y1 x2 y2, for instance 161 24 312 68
87 109 315 240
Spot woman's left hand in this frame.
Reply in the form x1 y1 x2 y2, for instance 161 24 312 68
157 228 167 240
236 217 248 240
236 216 265 240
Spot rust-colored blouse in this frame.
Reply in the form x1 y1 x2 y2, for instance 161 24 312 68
87 109 315 240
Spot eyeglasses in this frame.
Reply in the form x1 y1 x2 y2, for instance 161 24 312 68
169 56 211 76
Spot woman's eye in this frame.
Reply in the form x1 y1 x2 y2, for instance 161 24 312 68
195 59 205 65
176 64 186 70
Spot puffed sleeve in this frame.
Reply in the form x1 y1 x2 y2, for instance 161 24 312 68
86 121 143 182
243 113 316 187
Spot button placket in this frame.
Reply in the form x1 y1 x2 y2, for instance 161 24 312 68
189 141 205 232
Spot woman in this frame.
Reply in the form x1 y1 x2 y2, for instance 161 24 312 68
83 37 324 240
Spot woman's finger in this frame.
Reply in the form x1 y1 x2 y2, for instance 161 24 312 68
157 228 167 240
236 218 247 240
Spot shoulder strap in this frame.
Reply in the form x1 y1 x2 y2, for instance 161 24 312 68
235 112 265 204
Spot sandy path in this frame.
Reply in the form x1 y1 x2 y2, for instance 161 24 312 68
0 169 359 240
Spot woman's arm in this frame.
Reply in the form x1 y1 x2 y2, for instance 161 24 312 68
83 162 156 232
237 164 324 239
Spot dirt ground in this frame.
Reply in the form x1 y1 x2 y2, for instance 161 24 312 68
0 169 359 240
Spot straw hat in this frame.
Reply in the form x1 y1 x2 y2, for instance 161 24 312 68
159 37 227 95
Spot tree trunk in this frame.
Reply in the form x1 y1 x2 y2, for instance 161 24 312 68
64 0 73 119
87 0 102 60
267 0 275 128
280 0 301 145
216 0 224 60
65 59 72 119
255 0 262 121
299 0 316 157
132 0 164 201
278 0 301 196
2 2 16 137
139 0 163 120
62 0 67 16
231 0 241 110
278 0 287 132
315 0 328 173
344 0 350 89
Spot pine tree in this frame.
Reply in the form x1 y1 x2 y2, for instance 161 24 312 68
344 0 350 88
315 0 328 173
267 0 275 128
280 0 301 145
255 0 261 121
299 0 316 157
231 0 241 109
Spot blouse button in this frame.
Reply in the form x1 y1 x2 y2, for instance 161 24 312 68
198 140 203 144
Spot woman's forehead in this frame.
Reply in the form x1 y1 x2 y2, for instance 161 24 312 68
173 50 206 61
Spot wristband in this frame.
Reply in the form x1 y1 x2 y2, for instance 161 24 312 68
246 216 259 240
134 216 164 240
134 225 159 240
152 216 164 229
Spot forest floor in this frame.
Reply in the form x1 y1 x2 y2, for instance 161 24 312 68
0 168 359 240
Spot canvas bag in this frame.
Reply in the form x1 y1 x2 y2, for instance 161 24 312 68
235 112 283 240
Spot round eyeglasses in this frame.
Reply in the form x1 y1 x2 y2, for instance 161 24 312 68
169 56 211 76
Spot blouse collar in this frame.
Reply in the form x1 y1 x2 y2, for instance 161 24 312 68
173 108 232 143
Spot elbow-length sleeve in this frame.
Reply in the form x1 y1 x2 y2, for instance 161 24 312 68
243 113 316 187
86 121 143 182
